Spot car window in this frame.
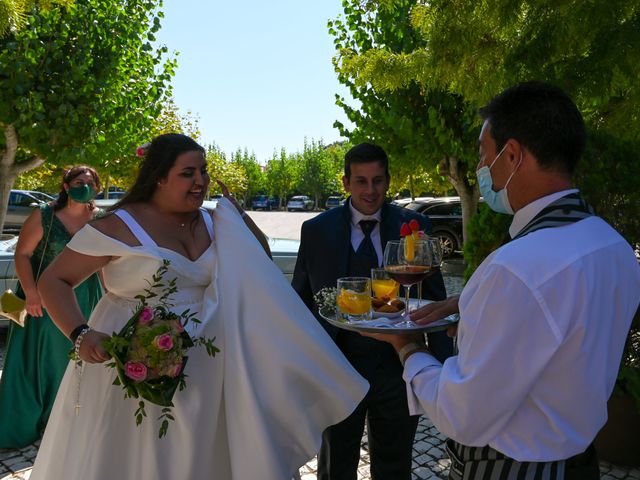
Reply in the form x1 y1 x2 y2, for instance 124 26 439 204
423 203 461 216
10 193 36 207
31 192 53 202
405 202 425 211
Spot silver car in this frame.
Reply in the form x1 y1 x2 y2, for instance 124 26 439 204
0 236 19 327
4 190 55 232
286 195 314 212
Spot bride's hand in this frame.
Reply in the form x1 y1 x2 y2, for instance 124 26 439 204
79 330 111 363
215 179 244 215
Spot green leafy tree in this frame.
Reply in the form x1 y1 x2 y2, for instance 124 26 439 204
265 148 297 209
324 140 350 197
15 98 199 198
297 138 338 209
330 0 481 242
0 0 72 37
0 0 175 229
206 144 247 197
230 148 264 208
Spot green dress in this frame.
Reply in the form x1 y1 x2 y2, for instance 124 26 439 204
0 204 103 448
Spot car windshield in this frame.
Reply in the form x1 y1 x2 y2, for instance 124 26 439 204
291 196 305 201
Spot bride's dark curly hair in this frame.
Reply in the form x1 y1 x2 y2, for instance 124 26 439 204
112 133 205 211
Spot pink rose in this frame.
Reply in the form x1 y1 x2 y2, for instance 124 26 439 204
153 333 174 351
173 320 184 333
138 307 154 325
169 362 183 378
124 362 148 382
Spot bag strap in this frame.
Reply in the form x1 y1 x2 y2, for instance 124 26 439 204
35 206 55 279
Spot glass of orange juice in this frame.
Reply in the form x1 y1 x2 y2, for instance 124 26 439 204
337 277 372 322
371 268 400 300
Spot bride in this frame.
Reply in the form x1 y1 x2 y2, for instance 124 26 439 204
32 133 368 480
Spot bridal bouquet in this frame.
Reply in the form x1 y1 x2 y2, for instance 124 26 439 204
101 260 219 438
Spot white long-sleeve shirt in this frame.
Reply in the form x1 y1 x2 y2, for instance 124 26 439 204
404 191 640 462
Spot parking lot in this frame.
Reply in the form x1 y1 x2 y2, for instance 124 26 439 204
246 209 318 240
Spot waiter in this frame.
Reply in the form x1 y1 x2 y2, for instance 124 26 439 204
367 81 640 480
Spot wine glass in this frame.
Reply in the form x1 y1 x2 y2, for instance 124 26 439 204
416 236 444 307
383 239 433 327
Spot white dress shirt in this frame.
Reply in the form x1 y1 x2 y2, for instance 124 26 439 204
403 191 640 462
349 200 382 266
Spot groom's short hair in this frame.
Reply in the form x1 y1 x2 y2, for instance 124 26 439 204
344 143 390 180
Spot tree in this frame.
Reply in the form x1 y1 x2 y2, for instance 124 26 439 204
330 0 481 243
265 148 297 209
0 0 175 230
230 148 264 208
297 138 338 209
324 140 350 197
14 97 200 197
341 0 640 141
332 0 640 246
206 144 247 197
0 0 72 37
101 98 201 196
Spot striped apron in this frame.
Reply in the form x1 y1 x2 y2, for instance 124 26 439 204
446 192 598 480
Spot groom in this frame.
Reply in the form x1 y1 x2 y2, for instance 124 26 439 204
292 142 453 480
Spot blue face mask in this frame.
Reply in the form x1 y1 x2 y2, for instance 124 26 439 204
476 143 521 215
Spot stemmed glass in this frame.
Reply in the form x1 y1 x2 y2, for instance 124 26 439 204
383 239 433 327
415 237 443 309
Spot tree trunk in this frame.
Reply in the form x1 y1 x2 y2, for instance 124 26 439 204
441 155 479 250
0 124 45 231
102 175 111 199
408 174 415 200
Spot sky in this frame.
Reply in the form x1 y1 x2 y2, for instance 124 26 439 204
155 0 354 164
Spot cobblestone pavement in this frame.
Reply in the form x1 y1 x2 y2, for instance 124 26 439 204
1 274 639 479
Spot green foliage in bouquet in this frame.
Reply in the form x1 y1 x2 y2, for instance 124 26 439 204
313 286 338 316
102 260 219 438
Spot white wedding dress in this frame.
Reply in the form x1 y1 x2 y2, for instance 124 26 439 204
30 198 368 480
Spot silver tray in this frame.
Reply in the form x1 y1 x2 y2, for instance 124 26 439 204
318 303 459 334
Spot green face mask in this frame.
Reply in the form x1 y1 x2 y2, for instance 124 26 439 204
68 184 97 203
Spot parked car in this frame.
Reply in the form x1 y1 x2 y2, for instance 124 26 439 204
404 197 480 258
99 191 126 200
325 196 344 209
391 196 434 207
4 190 55 232
286 195 314 212
0 235 19 327
251 195 279 211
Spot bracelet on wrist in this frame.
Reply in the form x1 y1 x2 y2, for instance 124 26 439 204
70 324 90 343
398 341 429 366
73 326 92 361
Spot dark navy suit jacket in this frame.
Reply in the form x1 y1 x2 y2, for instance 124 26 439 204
292 200 452 362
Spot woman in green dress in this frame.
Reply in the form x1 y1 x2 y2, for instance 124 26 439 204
0 166 104 448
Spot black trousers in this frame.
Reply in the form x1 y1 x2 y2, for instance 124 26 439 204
318 333 418 480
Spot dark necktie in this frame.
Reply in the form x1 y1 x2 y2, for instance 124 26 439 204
357 219 379 267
